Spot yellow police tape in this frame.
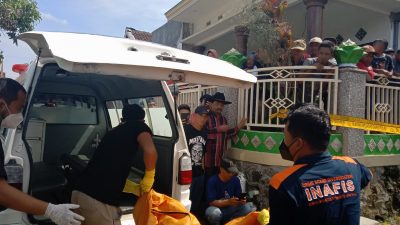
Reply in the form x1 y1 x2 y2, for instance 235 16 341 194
270 110 400 134
329 115 400 134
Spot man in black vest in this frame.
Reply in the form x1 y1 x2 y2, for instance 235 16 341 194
73 104 158 225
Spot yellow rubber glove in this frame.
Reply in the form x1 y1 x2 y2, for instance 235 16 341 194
257 209 270 225
123 179 141 196
140 169 155 193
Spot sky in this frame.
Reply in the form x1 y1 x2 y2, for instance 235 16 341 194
0 0 181 78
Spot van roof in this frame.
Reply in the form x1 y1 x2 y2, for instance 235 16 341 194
19 32 257 88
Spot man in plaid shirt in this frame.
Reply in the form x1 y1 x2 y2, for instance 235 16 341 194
205 92 247 178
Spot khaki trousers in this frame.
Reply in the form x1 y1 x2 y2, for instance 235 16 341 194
71 190 122 225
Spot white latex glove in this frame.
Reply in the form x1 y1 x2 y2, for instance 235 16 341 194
44 203 85 225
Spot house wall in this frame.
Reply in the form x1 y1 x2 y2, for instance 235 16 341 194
191 0 252 34
152 21 183 48
285 1 391 44
196 0 392 56
203 31 237 56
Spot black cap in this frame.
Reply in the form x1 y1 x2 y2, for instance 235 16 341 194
194 105 210 115
200 94 212 102
220 158 239 174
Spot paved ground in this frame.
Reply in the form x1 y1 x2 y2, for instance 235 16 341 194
121 214 135 225
121 214 380 225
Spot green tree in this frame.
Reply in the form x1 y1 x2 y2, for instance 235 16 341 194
0 0 41 43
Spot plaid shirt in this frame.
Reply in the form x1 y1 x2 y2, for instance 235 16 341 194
204 112 238 168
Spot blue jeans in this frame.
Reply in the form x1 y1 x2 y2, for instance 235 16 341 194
205 203 255 225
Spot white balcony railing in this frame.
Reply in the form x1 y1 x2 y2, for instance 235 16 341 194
176 67 400 131
238 66 340 129
366 75 400 125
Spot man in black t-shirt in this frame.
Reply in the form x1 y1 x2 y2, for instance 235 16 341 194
184 105 209 216
0 78 84 225
72 104 158 225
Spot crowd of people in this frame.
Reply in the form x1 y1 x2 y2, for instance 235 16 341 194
359 39 400 79
178 91 251 225
284 37 399 79
209 37 400 80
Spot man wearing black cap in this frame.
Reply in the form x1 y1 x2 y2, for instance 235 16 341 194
72 104 158 225
184 105 209 216
205 92 246 178
205 158 255 225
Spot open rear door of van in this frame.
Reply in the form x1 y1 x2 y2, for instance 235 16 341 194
18 32 257 88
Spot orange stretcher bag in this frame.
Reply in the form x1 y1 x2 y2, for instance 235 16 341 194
133 189 201 225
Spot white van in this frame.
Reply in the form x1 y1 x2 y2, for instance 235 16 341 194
0 32 256 225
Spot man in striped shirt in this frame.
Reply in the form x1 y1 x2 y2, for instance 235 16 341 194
205 92 246 178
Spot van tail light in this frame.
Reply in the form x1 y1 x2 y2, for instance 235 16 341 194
178 153 192 185
4 159 23 191
12 64 29 73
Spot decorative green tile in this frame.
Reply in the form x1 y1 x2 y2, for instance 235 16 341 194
232 130 343 155
232 131 400 156
232 130 283 153
363 134 400 155
328 134 343 156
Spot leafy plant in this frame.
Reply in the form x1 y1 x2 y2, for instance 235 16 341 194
0 0 41 43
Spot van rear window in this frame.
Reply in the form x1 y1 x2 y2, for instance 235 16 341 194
106 96 172 137
30 93 97 124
